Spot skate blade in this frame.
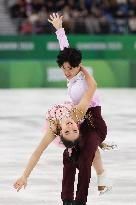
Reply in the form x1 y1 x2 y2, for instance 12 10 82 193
99 186 112 196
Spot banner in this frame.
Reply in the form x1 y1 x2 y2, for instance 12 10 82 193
0 35 135 60
0 60 131 88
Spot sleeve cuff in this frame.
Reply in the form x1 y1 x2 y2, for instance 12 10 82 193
55 28 65 36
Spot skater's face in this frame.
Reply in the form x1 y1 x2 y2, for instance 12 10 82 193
61 62 80 80
61 118 79 141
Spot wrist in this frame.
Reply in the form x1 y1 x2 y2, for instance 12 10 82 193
22 174 28 180
56 26 62 30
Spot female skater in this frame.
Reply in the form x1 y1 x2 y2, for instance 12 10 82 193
14 62 107 205
48 13 113 197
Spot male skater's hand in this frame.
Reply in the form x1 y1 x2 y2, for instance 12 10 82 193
48 13 63 30
13 176 27 192
80 64 86 72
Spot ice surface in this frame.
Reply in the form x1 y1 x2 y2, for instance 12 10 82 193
0 88 136 205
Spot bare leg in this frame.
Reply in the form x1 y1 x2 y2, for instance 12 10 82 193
92 149 104 175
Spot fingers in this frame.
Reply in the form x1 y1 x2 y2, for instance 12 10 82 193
49 14 54 20
53 13 56 18
56 13 59 18
60 15 63 20
56 13 63 21
13 181 19 189
48 19 52 23
49 13 62 21
14 183 23 192
17 186 22 192
56 13 62 19
48 13 58 24
13 179 26 192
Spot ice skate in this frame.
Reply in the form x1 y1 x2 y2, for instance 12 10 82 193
97 171 112 196
98 186 112 195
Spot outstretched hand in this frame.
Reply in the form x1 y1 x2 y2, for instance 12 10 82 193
48 13 63 30
13 176 27 192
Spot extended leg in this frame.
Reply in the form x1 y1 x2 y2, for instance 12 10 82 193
75 130 101 205
61 149 76 202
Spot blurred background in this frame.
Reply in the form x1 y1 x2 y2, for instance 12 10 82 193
0 0 135 88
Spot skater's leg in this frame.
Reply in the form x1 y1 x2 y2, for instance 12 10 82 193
75 131 101 205
93 146 112 194
61 149 76 202
92 149 104 175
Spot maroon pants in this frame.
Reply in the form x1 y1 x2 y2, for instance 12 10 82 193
61 106 107 205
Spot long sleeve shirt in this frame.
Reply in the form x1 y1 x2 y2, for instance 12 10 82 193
56 28 101 107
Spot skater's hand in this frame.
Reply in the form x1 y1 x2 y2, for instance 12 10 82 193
13 176 27 192
48 13 63 30
80 65 86 72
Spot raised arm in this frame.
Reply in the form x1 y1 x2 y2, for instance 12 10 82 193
13 127 55 192
75 66 97 115
48 13 69 50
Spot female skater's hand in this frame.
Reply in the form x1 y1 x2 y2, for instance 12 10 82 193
48 13 63 30
13 176 27 192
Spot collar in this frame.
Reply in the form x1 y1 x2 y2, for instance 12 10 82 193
67 71 84 86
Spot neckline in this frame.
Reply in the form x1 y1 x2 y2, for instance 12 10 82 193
67 71 83 84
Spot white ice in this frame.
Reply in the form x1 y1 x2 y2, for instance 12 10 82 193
0 88 136 205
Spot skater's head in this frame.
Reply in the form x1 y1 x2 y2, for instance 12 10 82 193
60 135 79 149
60 118 80 147
57 47 82 80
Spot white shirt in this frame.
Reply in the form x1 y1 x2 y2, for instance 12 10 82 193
67 71 101 107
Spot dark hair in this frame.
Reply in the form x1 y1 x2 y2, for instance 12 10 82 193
57 47 82 68
60 134 80 148
60 134 81 163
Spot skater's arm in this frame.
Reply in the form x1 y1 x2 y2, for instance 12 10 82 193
48 13 69 50
22 129 55 179
14 128 55 191
75 66 97 115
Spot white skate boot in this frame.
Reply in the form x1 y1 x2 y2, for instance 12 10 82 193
97 171 112 196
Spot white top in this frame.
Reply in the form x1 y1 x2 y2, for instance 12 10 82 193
67 71 101 107
55 28 100 107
